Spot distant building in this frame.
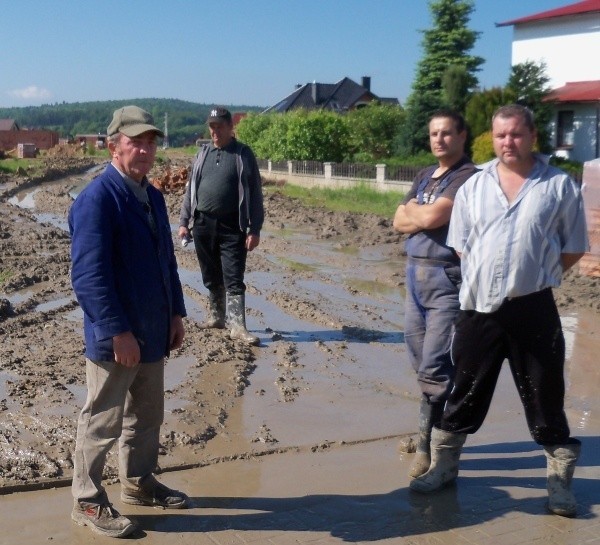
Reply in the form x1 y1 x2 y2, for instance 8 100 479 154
0 119 59 152
497 0 600 162
264 76 399 114
0 119 20 131
75 134 107 150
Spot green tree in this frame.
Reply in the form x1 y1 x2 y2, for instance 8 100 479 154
505 60 553 153
236 112 278 158
345 102 405 161
442 64 471 112
284 110 350 162
401 0 484 154
465 87 508 138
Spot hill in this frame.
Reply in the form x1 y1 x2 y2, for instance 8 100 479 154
0 98 262 147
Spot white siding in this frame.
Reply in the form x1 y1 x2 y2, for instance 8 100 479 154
511 13 600 87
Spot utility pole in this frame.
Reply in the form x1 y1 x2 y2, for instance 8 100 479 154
162 112 169 149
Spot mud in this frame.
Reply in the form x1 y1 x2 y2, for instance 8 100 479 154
0 155 598 493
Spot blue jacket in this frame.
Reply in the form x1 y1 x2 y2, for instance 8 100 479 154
69 163 186 363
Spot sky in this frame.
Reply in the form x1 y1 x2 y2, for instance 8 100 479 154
2 0 572 110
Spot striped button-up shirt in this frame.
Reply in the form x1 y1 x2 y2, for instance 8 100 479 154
447 154 589 313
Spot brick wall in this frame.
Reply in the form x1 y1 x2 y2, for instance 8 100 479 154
0 130 60 151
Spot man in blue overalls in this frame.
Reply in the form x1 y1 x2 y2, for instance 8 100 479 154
393 110 476 479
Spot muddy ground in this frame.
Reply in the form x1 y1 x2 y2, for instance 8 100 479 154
0 155 598 493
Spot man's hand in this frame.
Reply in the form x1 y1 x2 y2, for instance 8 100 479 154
246 234 260 251
170 315 185 350
113 331 140 367
178 226 190 240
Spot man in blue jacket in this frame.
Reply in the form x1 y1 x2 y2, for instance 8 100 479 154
69 106 188 538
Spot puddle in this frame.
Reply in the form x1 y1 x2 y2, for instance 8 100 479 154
34 212 69 231
34 296 74 313
8 189 38 209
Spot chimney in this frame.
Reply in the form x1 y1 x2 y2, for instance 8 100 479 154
361 76 371 92
311 81 318 103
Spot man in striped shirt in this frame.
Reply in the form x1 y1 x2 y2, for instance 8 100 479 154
409 104 589 519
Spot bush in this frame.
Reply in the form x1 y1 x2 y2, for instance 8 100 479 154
471 131 495 165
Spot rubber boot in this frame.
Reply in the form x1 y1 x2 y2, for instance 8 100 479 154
227 293 259 345
544 439 581 517
408 398 445 478
200 287 225 329
409 427 467 494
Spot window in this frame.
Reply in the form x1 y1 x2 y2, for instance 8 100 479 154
557 110 575 147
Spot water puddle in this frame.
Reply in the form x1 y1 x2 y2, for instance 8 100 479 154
34 296 74 313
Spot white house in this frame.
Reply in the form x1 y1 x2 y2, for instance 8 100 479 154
498 0 600 162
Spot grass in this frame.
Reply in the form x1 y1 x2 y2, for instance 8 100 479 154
264 182 405 218
0 269 13 284
0 157 39 175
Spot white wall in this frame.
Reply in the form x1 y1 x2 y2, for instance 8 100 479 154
511 13 600 87
549 104 599 162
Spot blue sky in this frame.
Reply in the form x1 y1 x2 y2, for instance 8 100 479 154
2 0 569 109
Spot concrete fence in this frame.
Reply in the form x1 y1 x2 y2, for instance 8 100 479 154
257 159 415 194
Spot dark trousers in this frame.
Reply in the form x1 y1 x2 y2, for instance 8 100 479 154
192 212 247 296
441 289 571 445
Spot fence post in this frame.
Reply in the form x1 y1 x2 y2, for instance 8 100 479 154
324 162 333 180
268 160 272 173
287 161 293 175
376 163 386 185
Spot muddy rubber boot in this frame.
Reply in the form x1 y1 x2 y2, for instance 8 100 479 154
200 287 226 329
408 398 445 478
227 293 259 345
544 439 581 517
409 428 466 494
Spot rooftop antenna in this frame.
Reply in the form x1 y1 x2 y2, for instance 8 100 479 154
162 112 169 149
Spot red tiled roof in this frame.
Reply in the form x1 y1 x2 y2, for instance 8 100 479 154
497 0 600 26
545 80 600 102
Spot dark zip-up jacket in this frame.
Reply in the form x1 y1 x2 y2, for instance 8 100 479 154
179 139 264 235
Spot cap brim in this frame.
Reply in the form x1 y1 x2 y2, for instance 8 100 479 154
119 123 164 138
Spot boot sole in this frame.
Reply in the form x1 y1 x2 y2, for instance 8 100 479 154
71 510 136 538
121 494 188 509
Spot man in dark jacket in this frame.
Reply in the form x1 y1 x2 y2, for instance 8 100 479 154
393 109 476 480
179 107 264 345
69 106 188 538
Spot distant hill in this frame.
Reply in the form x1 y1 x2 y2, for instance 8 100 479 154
0 98 263 147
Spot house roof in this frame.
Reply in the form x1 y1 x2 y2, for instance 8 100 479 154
545 80 600 102
497 0 600 26
264 77 398 113
0 119 19 131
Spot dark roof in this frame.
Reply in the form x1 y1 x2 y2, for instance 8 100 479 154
545 80 600 102
0 119 19 131
497 0 600 27
264 77 398 113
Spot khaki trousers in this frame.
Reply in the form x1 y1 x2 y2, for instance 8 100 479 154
71 358 164 506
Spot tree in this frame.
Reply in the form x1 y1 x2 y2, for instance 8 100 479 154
465 87 509 139
345 102 405 162
400 0 484 154
442 65 471 112
505 60 553 153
